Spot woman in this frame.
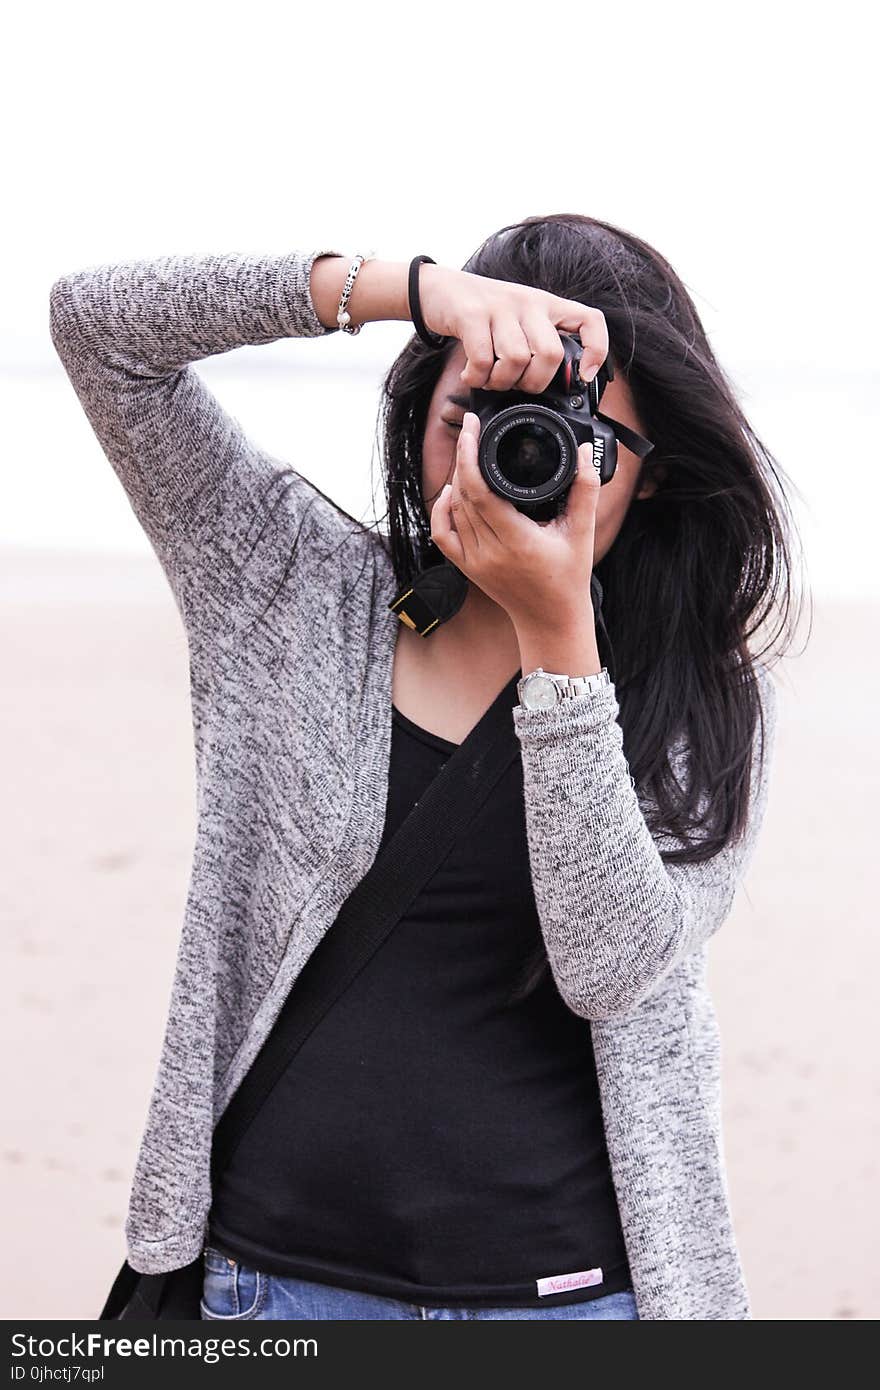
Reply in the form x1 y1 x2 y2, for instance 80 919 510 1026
49 214 800 1321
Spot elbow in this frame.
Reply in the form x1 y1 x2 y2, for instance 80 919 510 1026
49 268 104 357
48 275 79 355
559 979 660 1023
559 990 628 1023
49 271 109 371
554 916 689 1022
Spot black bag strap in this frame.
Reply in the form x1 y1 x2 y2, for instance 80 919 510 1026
209 669 522 1183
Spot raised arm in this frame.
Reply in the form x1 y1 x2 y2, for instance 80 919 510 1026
512 662 779 1021
47 248 409 629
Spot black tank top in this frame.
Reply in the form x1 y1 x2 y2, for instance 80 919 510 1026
207 698 632 1308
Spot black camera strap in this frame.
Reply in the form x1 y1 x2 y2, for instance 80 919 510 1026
388 556 470 636
594 411 655 460
209 668 522 1183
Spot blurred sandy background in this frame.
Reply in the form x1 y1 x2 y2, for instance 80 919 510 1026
1 544 876 1321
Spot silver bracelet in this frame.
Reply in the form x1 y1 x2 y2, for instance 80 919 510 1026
336 250 376 335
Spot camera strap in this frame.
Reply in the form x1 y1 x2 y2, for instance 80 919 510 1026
387 556 470 636
594 411 655 460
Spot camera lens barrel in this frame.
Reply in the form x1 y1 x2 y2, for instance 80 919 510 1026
477 404 579 517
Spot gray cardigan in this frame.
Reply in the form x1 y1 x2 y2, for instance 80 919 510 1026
49 247 777 1320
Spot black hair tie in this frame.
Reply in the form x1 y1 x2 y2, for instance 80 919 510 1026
408 255 448 350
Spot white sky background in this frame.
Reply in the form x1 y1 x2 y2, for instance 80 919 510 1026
2 0 877 599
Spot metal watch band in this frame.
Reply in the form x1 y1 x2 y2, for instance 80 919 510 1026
336 251 376 335
517 666 612 710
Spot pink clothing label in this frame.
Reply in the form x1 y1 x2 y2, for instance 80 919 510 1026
536 1267 604 1297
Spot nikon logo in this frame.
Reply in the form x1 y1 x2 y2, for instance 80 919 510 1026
592 438 604 462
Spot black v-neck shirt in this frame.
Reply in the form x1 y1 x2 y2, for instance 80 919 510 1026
207 694 632 1308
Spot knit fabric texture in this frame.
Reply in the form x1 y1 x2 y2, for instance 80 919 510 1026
49 247 778 1320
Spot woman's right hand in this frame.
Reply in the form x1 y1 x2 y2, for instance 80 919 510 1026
416 262 609 396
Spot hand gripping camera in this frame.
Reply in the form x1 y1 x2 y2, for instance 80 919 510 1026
468 332 654 522
387 332 655 636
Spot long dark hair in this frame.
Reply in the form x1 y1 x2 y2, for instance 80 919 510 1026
252 214 808 1004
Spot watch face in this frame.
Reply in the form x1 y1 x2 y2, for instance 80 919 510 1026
522 674 558 710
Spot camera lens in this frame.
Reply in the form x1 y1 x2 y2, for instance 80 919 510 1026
477 403 577 514
496 422 560 488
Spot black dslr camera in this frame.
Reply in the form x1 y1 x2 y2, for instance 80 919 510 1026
469 332 653 522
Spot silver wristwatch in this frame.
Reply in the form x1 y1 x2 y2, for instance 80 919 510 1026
516 666 611 711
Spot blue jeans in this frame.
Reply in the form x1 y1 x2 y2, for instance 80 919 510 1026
199 1247 640 1320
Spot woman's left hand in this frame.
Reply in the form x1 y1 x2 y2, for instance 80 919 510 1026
430 412 602 632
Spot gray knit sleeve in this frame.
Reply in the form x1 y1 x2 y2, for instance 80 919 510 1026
512 661 779 1020
48 247 348 624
